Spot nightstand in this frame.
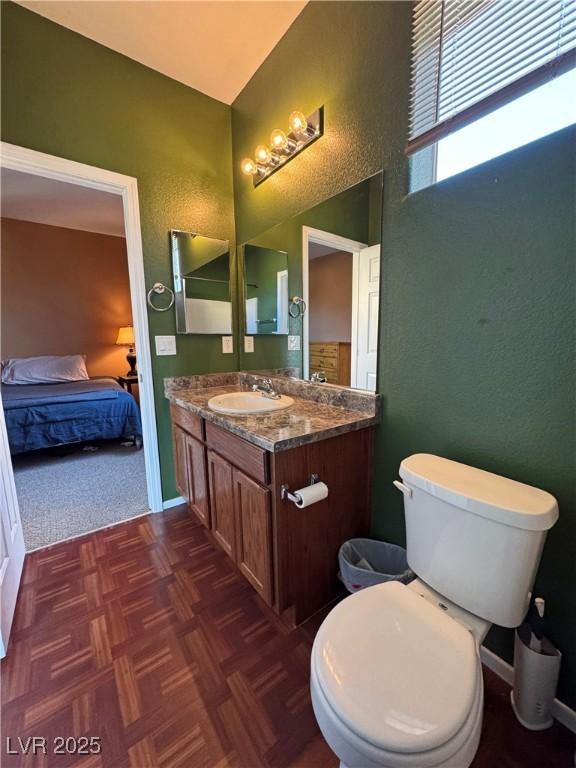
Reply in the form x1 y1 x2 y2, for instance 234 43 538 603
117 375 139 395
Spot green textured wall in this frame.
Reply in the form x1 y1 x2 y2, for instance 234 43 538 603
232 1 576 708
2 0 575 710
1 2 236 500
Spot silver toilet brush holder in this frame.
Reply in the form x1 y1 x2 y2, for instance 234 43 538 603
511 628 561 730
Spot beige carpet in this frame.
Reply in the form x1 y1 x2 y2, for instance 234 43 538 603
12 442 149 551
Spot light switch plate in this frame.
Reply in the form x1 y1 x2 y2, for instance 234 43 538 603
288 335 301 351
244 336 254 353
222 336 234 354
155 335 176 356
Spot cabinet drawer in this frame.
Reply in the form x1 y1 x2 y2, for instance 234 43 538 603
206 422 269 485
310 356 338 372
170 404 204 441
310 343 338 358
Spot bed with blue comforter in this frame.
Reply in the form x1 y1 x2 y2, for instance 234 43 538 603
1 377 142 454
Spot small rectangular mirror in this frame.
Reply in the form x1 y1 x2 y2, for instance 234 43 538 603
243 244 289 335
171 230 232 334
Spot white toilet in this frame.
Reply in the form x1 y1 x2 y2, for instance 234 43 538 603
311 453 559 768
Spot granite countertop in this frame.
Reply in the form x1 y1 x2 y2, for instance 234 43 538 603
165 373 380 452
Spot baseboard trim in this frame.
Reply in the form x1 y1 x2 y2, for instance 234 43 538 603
162 495 186 510
480 646 576 734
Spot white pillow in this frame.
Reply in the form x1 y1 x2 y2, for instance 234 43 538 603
1 355 89 385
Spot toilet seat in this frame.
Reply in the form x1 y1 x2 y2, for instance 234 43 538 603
311 662 483 768
311 581 483 767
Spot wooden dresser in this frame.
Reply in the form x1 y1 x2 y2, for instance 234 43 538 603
309 341 351 385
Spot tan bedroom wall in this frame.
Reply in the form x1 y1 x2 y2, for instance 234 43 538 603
309 250 353 343
1 218 132 377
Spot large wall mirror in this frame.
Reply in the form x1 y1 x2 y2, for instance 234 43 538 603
238 172 383 391
171 230 232 334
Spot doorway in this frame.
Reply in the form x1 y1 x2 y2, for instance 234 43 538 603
302 227 381 390
0 142 162 651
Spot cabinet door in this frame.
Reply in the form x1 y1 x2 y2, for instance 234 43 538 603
172 424 189 500
233 469 273 605
185 434 210 528
207 450 236 558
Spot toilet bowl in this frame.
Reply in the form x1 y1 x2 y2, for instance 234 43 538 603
311 581 484 768
310 454 559 768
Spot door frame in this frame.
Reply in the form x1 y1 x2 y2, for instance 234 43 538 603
301 227 367 381
0 141 163 513
0 403 25 657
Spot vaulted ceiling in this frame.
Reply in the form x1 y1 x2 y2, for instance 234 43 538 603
16 1 308 104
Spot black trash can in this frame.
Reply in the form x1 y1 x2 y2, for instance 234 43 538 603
338 538 414 593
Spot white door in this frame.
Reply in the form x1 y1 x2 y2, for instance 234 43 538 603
246 297 258 334
353 244 381 391
276 270 289 334
0 401 25 657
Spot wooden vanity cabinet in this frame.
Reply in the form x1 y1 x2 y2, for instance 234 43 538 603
172 423 188 500
207 449 236 558
170 405 210 529
233 469 273 604
170 402 372 623
185 434 210 528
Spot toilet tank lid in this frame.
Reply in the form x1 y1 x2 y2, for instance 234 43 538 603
399 454 558 531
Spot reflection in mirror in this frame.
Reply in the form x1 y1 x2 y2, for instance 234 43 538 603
171 230 232 334
239 172 383 391
244 245 289 335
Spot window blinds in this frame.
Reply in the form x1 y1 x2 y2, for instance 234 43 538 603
407 0 576 154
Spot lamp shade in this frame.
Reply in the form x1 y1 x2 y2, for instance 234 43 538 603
116 325 135 346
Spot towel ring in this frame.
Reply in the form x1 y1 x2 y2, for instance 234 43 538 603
147 282 175 312
289 296 307 319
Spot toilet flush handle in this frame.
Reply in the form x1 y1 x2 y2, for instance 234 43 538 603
393 480 412 498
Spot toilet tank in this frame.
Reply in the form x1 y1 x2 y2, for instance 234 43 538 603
397 454 559 628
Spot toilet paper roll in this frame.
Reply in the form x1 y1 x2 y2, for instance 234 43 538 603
294 482 329 508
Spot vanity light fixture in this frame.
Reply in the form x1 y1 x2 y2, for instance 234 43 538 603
241 106 324 187
255 144 273 165
241 157 257 175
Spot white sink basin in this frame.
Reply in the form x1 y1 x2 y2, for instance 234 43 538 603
208 391 294 416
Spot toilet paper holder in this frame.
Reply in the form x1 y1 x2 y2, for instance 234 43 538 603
281 474 320 504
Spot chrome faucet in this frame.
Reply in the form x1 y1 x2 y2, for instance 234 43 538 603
251 378 281 400
310 371 327 383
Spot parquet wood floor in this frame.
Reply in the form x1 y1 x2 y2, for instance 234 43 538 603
1 506 574 767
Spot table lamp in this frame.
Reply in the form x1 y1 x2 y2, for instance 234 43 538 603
116 325 137 376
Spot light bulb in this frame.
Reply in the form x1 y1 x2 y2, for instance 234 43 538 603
255 145 272 165
241 157 257 175
270 129 288 150
289 111 309 137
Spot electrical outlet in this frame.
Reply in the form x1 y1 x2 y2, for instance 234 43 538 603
244 336 254 353
155 335 176 356
288 335 301 351
222 336 234 354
